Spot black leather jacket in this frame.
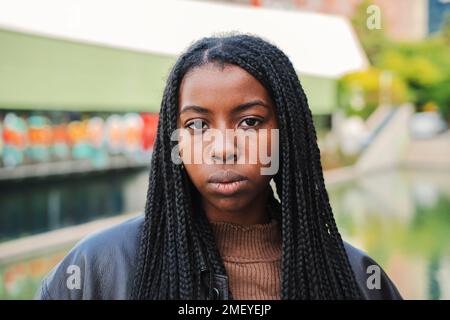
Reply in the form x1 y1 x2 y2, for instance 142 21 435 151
35 214 403 300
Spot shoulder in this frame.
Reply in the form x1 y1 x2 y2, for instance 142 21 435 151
343 241 403 300
35 214 145 300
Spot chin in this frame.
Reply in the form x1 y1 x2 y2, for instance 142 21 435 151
210 196 250 213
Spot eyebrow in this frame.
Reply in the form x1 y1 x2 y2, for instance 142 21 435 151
180 99 270 115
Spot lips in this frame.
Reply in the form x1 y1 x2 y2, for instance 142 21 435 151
207 170 248 183
206 170 249 196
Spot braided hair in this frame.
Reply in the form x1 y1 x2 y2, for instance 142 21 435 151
131 33 363 300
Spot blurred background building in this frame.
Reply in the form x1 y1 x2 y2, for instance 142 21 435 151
213 0 450 39
0 0 449 300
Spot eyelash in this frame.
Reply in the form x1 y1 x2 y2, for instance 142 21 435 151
185 117 264 131
240 117 263 128
185 119 207 131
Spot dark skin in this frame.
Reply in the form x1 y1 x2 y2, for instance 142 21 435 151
177 63 279 225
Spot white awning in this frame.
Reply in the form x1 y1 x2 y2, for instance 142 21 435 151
0 0 369 78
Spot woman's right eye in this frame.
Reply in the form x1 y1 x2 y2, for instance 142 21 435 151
186 119 207 131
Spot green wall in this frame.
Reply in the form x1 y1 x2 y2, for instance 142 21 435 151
0 28 336 114
300 75 337 115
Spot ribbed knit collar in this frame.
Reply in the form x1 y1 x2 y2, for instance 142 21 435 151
209 216 282 263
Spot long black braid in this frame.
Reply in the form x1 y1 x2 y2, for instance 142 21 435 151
131 33 363 300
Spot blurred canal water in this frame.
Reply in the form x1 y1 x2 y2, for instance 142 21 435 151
0 169 149 242
0 167 449 299
328 168 450 300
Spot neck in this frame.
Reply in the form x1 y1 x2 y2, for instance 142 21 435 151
201 187 271 225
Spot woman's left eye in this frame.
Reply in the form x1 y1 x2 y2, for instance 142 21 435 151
240 118 262 128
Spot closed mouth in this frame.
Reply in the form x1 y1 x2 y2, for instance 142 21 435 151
206 170 249 196
206 170 248 184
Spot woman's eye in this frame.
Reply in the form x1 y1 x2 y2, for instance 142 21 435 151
186 119 207 131
240 118 262 128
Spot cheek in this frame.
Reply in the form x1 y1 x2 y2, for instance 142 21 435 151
266 127 279 158
178 132 206 164
182 163 207 188
241 165 274 198
237 128 278 164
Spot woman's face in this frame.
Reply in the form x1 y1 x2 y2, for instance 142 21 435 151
177 63 279 215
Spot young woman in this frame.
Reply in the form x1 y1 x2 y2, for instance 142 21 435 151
36 34 402 300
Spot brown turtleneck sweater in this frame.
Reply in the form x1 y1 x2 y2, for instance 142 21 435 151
209 217 282 300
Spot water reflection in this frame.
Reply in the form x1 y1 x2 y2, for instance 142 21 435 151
328 168 450 299
0 169 149 242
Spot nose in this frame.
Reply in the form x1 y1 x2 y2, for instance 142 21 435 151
209 129 238 164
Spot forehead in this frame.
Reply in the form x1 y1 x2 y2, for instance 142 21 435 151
178 63 271 110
